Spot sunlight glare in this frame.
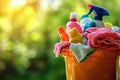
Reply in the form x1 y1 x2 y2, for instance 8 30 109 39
10 0 26 8
40 0 50 10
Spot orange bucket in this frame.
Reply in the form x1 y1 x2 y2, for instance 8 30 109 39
61 48 120 80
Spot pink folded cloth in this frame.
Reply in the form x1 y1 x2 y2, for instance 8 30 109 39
54 42 70 57
83 28 120 50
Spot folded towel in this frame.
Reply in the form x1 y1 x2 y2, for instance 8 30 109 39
69 28 83 43
83 27 99 40
54 42 70 57
83 28 120 50
111 26 120 33
70 43 94 62
104 22 113 28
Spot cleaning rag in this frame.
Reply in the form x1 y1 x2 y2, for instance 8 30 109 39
83 28 120 50
54 42 70 57
69 28 83 43
70 43 94 62
111 26 120 33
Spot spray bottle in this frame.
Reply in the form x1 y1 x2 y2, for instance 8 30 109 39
66 12 82 35
87 4 109 27
80 14 95 32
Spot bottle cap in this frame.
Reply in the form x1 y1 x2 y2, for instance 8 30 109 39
58 27 65 33
80 14 89 19
70 12 77 19
88 4 93 9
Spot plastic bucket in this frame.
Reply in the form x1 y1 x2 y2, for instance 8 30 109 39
61 49 120 80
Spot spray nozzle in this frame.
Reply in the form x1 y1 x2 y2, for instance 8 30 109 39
87 4 109 21
88 4 92 9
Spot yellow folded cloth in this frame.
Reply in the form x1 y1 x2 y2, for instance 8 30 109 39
69 28 83 43
104 22 113 28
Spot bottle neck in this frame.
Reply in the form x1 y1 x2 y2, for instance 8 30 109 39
70 18 77 22
94 16 102 21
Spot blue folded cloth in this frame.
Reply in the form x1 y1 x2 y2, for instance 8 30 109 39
111 26 120 33
70 43 95 62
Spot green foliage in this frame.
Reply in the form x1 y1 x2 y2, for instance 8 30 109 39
0 0 120 80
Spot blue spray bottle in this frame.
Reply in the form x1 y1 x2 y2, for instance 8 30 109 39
87 4 109 27
80 14 95 32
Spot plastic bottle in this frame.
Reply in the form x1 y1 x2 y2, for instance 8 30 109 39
80 14 95 32
57 27 69 42
87 4 109 27
66 12 82 35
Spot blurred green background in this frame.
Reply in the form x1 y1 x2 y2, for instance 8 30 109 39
0 0 120 80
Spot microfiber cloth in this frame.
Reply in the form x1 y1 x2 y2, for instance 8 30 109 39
69 28 83 43
70 43 95 62
54 42 70 57
104 22 113 28
83 28 120 50
111 26 120 33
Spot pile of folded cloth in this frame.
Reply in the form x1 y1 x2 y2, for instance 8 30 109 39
83 28 120 50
